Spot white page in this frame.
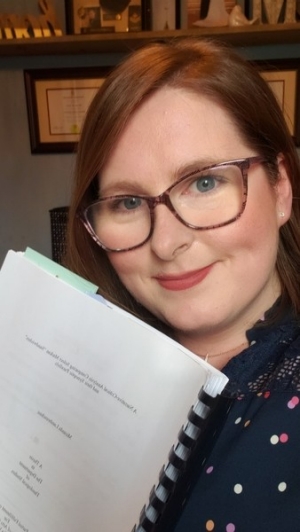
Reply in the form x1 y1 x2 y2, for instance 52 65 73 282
0 251 227 532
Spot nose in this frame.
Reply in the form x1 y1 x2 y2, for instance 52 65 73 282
149 203 194 260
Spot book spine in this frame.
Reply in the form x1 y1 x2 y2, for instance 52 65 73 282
132 388 233 532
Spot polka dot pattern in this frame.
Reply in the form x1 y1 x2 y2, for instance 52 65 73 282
270 433 289 445
287 396 299 409
233 483 243 494
172 318 300 532
226 525 236 532
280 433 289 443
278 482 287 492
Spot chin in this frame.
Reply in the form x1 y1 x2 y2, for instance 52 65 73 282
161 311 218 336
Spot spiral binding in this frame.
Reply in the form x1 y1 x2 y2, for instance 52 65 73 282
131 388 218 532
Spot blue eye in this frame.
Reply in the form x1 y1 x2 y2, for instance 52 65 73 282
195 176 216 193
122 197 142 210
107 196 145 215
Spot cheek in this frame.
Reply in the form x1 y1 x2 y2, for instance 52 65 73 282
206 193 279 263
235 182 279 245
227 219 279 284
108 251 151 308
108 251 142 283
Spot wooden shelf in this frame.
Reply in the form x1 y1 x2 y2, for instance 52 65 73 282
0 23 300 57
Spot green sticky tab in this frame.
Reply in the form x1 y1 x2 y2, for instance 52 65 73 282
24 248 98 294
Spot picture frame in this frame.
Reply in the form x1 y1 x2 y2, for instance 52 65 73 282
255 59 300 146
24 67 112 154
65 0 142 35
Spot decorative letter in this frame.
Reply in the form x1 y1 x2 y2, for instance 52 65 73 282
252 0 296 23
6 14 31 38
25 15 44 38
38 0 63 36
0 14 16 39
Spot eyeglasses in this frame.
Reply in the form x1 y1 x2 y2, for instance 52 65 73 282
80 155 265 252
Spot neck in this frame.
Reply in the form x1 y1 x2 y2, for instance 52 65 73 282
197 340 249 369
176 328 250 368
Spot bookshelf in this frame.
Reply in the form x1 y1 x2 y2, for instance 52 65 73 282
0 23 300 57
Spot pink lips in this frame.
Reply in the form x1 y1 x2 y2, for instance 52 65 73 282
155 264 213 291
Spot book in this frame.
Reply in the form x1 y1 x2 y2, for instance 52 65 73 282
0 249 230 532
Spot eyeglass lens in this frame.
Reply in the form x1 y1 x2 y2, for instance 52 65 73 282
84 162 246 251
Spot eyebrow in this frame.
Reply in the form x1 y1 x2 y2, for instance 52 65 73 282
99 157 222 198
174 158 221 180
99 180 148 198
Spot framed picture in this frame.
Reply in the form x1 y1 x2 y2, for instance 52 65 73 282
24 67 112 154
65 0 142 34
255 59 300 146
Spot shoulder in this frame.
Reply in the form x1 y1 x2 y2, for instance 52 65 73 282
224 315 300 394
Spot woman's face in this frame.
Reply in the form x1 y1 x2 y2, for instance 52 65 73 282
100 87 292 350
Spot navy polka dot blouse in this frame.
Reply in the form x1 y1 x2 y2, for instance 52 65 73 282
174 309 300 532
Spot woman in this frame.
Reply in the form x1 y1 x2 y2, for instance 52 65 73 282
65 38 300 531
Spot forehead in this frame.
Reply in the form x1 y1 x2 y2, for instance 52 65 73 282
100 87 249 193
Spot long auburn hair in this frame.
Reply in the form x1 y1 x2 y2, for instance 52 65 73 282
65 38 300 331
